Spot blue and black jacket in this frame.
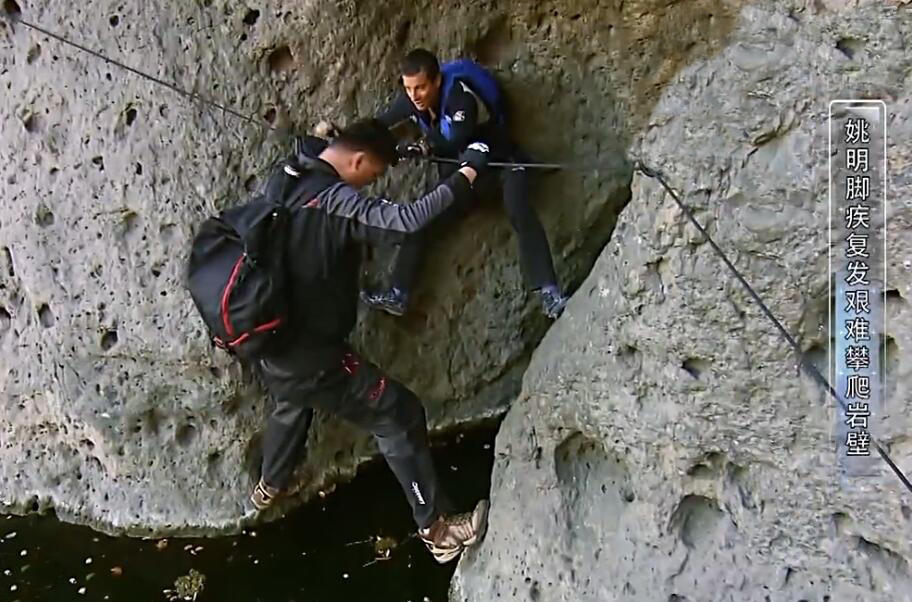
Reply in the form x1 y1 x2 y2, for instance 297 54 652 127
376 79 504 159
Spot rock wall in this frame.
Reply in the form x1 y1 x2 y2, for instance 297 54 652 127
453 1 912 600
0 0 649 535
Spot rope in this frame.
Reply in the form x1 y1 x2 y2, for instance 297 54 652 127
633 161 912 494
5 12 273 130
6 9 908 495
423 155 629 172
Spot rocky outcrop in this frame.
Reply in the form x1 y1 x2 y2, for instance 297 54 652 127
0 0 645 535
453 1 912 600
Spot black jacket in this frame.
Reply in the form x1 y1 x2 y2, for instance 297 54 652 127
262 136 473 369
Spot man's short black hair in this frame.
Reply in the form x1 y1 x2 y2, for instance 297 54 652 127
331 118 399 166
401 48 440 80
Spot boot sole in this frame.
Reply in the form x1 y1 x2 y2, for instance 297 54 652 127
430 547 462 564
463 499 490 547
422 499 491 564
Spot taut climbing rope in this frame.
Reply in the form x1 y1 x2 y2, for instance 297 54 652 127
6 8 910 494
634 161 912 495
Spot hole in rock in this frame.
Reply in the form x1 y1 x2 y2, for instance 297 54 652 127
832 511 851 536
682 357 710 379
671 494 725 549
125 106 137 126
802 342 827 373
244 174 257 191
686 452 721 478
239 33 248 42
395 19 411 46
0 307 10 332
176 423 198 447
49 166 59 176
836 37 863 60
3 247 13 277
23 113 40 133
135 162 143 175
26 43 40 64
263 107 276 124
886 288 904 315
34 204 54 227
37 303 55 328
854 535 907 575
882 334 899 400
159 224 177 241
100 330 118 351
109 14 119 27
3 0 21 20
243 8 259 25
267 45 294 73
91 156 105 171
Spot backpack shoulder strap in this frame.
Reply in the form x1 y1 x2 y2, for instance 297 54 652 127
282 163 340 212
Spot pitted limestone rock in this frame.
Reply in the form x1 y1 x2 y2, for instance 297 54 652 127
0 0 633 534
453 1 912 600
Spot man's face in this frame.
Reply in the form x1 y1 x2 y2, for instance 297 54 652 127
402 70 442 113
340 151 388 188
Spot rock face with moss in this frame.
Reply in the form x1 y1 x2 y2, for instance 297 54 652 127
453 1 912 600
0 0 633 534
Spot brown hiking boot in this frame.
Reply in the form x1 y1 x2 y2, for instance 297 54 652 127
249 477 281 512
418 500 490 564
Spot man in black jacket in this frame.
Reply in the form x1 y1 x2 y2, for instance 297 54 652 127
250 119 490 564
361 48 569 319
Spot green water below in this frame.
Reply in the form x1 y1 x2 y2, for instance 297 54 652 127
0 421 499 602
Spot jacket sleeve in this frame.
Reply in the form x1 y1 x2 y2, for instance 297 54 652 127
425 83 479 157
318 171 474 246
376 93 415 130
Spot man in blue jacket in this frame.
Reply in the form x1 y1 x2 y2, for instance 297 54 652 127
361 48 569 319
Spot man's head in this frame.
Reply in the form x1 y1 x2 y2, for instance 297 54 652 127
400 49 442 113
319 119 398 188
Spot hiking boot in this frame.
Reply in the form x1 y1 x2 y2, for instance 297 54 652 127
359 287 409 317
539 288 569 319
248 477 281 513
418 500 490 564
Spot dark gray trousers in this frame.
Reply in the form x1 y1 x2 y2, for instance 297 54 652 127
257 343 450 529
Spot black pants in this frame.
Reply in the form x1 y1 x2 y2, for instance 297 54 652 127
391 143 559 293
256 342 450 529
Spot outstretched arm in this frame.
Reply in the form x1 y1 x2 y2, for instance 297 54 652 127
319 169 478 246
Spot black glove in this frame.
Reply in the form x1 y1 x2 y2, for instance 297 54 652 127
396 140 429 160
458 142 491 172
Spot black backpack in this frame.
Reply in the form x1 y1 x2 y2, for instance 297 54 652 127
185 140 335 360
